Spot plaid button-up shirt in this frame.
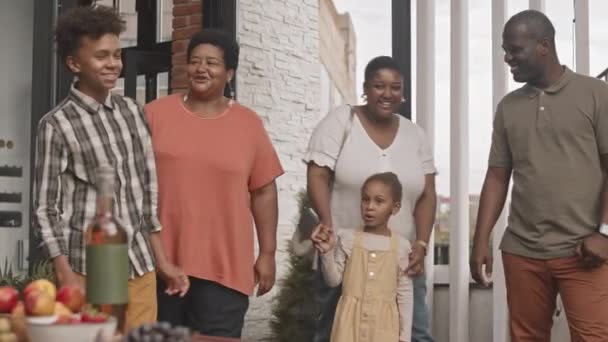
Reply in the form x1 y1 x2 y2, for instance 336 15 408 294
33 85 161 277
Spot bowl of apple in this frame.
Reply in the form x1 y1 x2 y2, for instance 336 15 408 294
26 311 117 342
15 279 117 342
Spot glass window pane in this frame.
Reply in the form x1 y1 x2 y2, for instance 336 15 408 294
94 0 138 47
159 0 173 42
158 72 169 98
120 0 138 47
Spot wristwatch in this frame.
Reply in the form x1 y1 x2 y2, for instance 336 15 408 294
598 223 608 238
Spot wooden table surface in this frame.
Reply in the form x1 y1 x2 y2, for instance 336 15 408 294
192 333 244 341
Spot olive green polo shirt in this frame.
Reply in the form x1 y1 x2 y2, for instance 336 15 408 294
490 67 608 259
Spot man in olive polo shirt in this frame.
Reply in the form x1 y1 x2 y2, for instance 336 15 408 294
470 9 608 341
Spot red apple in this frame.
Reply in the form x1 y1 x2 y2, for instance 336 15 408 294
24 290 54 316
0 286 19 313
56 285 85 313
23 279 56 301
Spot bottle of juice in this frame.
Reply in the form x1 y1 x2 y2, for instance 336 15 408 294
85 165 129 331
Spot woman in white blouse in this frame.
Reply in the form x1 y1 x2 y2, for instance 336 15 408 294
304 56 437 342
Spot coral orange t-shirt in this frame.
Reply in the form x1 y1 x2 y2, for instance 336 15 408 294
145 94 284 295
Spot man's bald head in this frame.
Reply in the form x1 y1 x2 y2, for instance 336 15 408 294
504 10 556 50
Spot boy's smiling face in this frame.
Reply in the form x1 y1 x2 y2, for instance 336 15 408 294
66 33 122 101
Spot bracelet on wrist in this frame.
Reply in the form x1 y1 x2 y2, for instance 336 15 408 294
415 240 428 255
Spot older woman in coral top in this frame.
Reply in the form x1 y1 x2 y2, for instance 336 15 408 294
145 29 284 338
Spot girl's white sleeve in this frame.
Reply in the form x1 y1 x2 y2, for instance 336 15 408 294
320 231 351 287
397 239 414 342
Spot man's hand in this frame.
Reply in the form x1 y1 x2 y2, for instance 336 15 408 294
577 233 608 268
157 261 190 297
254 253 276 297
310 224 336 253
405 242 426 277
470 241 493 287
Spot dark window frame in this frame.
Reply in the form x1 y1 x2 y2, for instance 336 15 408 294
392 0 412 120
29 0 80 265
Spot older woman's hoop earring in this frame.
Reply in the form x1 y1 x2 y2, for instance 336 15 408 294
228 82 235 99
360 93 367 102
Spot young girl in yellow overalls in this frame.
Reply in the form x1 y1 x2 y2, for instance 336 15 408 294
312 172 413 342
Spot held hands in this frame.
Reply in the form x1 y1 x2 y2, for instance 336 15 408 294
310 224 336 254
157 261 190 297
404 241 426 277
577 233 608 268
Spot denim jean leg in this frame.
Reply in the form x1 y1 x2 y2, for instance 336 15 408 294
313 267 342 342
412 273 434 342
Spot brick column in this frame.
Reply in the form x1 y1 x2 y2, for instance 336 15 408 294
171 0 202 93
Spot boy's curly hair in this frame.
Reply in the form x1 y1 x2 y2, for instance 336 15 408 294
54 5 125 60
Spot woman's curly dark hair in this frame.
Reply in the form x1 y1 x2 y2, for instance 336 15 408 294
54 5 125 60
187 29 240 71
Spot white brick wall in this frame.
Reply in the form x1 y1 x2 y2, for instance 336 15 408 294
237 0 320 229
236 0 321 340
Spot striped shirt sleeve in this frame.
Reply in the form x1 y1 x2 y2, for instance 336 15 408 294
137 104 162 233
33 120 69 258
